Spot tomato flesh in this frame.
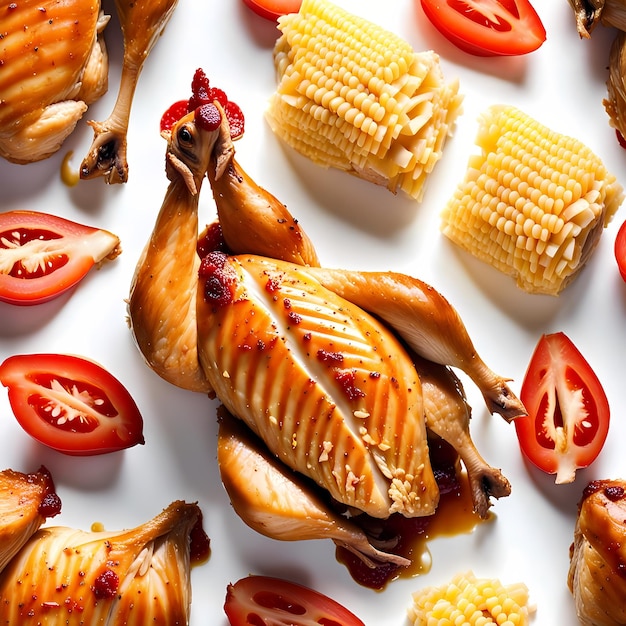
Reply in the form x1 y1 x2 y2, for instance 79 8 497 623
419 0 546 56
614 218 626 281
515 333 610 484
0 354 145 456
0 210 120 306
241 0 301 21
224 576 365 626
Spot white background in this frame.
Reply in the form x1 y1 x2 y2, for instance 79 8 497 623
0 0 624 623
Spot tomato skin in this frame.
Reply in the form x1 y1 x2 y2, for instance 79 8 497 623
419 0 546 57
614 219 626 281
224 575 365 626
241 0 301 21
0 354 145 456
0 210 120 306
515 333 610 484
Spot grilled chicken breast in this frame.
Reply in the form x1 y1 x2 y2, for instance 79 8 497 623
199 252 438 518
0 0 109 163
218 410 410 566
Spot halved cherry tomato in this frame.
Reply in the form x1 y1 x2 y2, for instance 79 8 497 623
514 332 610 484
224 575 365 626
0 210 121 306
419 0 546 57
241 0 301 21
0 354 145 456
614 218 626 281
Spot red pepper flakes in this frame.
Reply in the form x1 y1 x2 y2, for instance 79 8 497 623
199 251 237 307
92 568 119 599
335 370 365 400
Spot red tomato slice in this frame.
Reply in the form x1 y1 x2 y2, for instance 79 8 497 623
241 0 301 21
420 0 546 57
0 354 145 456
614 218 626 281
515 333 610 484
0 210 121 306
224 575 365 626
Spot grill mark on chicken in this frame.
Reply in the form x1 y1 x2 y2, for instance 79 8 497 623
197 254 438 517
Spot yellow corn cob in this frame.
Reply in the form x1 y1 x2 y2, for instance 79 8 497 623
441 105 623 295
266 0 463 201
408 570 535 626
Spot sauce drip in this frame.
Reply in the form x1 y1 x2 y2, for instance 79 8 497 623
337 437 487 589
190 511 211 565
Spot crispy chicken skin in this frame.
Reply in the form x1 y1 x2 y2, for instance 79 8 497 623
0 466 60 572
568 480 626 626
0 501 201 624
0 0 109 163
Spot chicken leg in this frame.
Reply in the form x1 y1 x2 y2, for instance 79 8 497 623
80 0 179 183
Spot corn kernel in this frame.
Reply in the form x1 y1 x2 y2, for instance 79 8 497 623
408 571 535 626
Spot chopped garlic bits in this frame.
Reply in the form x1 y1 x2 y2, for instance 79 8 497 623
266 0 463 201
441 105 623 295
408 570 535 626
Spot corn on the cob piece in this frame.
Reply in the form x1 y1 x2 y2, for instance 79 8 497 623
408 570 535 626
266 0 463 201
441 105 623 295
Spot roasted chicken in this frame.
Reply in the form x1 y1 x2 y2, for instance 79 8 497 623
567 0 626 142
80 0 179 183
0 466 60 572
128 80 524 564
0 500 202 624
568 479 626 626
0 0 109 163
